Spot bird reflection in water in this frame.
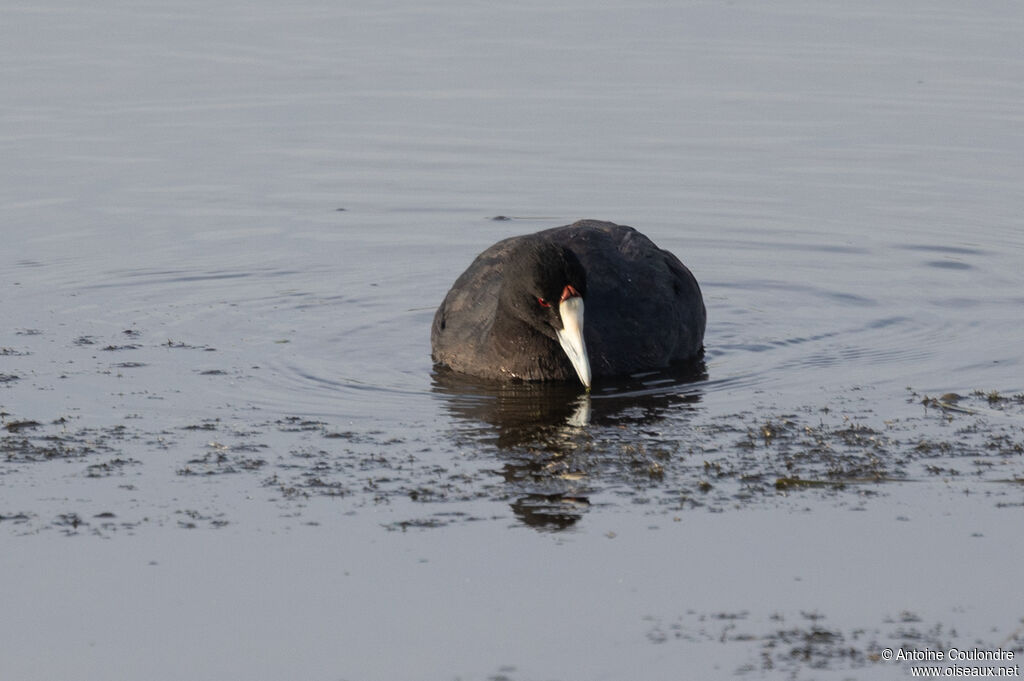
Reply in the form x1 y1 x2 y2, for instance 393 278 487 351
431 361 707 531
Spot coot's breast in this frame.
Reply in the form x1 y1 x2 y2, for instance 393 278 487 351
431 220 705 381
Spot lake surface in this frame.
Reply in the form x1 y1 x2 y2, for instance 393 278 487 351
3 1 1024 679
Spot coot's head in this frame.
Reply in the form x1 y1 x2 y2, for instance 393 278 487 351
497 240 591 388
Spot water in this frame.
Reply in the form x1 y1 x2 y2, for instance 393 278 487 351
3 1 1024 679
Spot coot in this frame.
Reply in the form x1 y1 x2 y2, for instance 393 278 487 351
431 220 705 387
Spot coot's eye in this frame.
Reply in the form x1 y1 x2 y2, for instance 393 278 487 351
537 297 551 308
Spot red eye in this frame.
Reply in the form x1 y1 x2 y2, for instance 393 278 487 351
537 297 551 308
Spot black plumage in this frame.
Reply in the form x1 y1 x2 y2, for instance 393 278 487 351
431 220 705 384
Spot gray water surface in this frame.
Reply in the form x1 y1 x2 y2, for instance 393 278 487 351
3 2 1024 680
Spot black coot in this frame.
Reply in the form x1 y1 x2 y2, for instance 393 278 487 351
431 220 705 388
